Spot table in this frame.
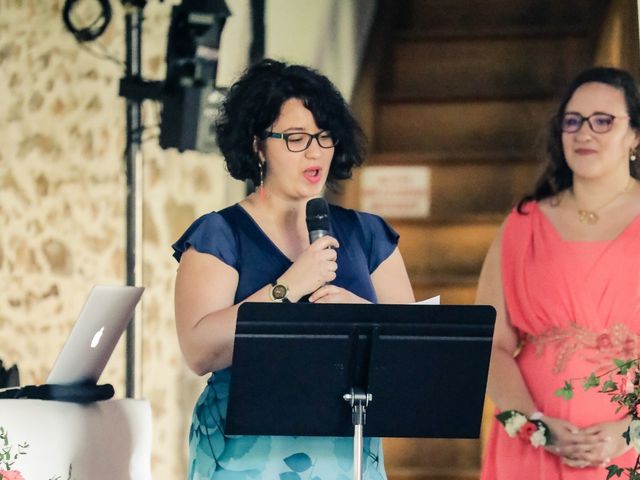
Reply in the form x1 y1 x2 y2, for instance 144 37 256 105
0 399 152 480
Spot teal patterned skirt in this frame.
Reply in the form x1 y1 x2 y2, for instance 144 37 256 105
187 370 387 479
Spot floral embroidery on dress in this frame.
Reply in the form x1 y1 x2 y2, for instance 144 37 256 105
525 323 640 374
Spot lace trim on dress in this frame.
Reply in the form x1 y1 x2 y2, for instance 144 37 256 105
525 323 640 374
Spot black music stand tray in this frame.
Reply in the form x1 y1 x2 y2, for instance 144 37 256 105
225 303 495 480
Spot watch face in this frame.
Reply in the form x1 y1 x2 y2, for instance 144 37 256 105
272 284 288 300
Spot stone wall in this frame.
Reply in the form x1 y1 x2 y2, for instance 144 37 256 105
0 0 244 476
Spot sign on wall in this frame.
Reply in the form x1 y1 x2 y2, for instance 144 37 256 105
359 166 431 218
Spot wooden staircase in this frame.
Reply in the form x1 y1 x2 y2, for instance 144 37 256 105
338 0 611 478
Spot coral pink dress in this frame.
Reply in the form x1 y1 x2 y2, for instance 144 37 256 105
481 202 640 479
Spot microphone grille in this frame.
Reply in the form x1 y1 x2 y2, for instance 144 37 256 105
305 198 330 232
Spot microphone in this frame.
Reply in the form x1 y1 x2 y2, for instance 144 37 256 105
305 198 331 244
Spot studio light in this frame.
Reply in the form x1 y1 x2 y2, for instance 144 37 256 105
159 0 230 153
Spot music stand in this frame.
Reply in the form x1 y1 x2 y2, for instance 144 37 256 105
226 303 495 480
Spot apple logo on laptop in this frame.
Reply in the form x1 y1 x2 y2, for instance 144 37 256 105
91 327 105 348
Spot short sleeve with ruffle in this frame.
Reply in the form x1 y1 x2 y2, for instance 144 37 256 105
352 210 399 273
172 212 239 270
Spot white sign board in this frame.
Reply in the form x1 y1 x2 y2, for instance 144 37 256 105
359 166 431 218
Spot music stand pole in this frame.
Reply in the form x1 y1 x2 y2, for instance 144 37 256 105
344 388 372 480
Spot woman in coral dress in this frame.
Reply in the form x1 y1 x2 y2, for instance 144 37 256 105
479 66 640 479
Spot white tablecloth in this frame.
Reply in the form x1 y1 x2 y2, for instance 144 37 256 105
0 398 152 480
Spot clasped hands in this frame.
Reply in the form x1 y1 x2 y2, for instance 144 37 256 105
278 235 368 304
543 415 631 469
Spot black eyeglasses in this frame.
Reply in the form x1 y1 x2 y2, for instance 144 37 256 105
560 112 630 134
263 130 338 152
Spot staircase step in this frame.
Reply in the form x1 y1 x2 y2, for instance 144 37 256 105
412 275 478 305
395 25 590 40
375 99 555 153
385 437 481 478
369 151 533 165
388 469 479 480
363 154 538 216
387 35 590 100
397 0 607 32
394 219 499 277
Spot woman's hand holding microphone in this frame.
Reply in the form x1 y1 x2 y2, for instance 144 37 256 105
277 236 369 304
277 236 339 302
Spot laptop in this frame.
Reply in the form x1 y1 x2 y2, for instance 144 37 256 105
0 285 144 400
45 285 144 385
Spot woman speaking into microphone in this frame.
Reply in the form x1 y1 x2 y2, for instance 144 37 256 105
172 59 414 479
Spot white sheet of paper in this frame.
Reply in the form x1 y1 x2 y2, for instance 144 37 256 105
414 295 440 305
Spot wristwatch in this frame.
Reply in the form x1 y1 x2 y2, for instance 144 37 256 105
269 281 291 303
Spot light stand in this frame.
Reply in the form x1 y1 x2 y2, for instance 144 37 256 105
62 0 231 399
122 0 146 398
117 0 230 398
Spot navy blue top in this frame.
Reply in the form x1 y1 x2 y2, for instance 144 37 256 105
172 203 399 304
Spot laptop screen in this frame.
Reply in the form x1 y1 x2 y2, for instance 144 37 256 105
46 285 144 385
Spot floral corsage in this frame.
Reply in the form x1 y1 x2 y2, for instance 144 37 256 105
496 410 552 448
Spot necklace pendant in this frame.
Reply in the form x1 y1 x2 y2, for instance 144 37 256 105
578 209 599 224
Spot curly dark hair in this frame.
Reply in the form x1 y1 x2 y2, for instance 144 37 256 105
215 59 366 190
517 66 640 212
